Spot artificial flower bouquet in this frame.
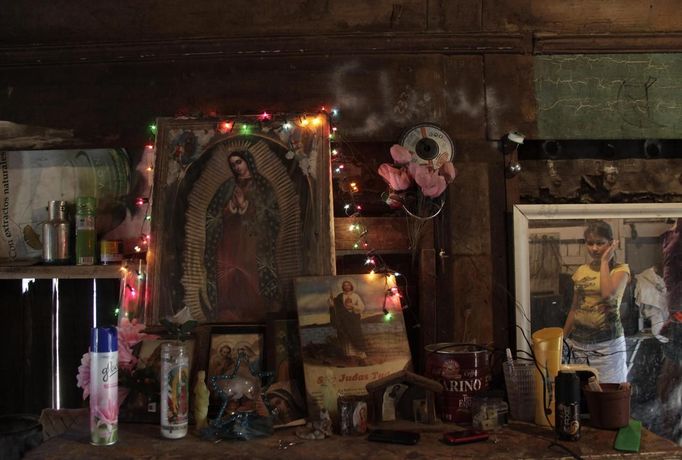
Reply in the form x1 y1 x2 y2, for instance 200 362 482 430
377 144 456 219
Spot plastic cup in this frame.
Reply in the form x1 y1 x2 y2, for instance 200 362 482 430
531 327 563 426
503 361 536 422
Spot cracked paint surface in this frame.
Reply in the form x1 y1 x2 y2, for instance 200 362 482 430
535 54 682 139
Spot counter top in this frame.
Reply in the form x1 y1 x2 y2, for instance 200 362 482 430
25 409 682 459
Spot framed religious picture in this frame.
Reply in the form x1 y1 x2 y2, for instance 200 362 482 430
265 319 307 427
146 114 335 324
294 274 413 418
207 325 265 383
206 325 265 414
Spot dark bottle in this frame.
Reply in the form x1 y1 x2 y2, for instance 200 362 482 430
555 370 581 441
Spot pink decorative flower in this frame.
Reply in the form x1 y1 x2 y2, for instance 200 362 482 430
378 164 412 191
117 342 137 373
411 164 447 198
76 352 91 400
379 145 458 202
389 144 413 164
439 161 457 184
118 318 158 348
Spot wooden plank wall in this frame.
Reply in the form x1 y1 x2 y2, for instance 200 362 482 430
3 1 682 397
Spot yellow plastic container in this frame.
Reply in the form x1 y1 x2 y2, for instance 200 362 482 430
531 327 563 427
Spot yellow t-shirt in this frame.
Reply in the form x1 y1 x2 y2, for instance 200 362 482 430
571 263 630 343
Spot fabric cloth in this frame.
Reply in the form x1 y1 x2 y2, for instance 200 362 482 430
570 263 631 344
634 267 669 338
634 267 667 309
568 336 628 383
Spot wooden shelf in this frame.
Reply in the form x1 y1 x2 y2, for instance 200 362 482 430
0 264 122 280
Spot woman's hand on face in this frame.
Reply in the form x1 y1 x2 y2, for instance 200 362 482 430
601 240 618 264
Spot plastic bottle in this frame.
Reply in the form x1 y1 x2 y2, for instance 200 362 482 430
555 370 581 441
90 327 118 446
75 196 96 265
160 342 189 438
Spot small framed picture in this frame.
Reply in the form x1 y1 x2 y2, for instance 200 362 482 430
207 324 265 382
206 325 266 415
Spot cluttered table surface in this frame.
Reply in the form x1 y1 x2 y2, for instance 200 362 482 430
25 409 682 459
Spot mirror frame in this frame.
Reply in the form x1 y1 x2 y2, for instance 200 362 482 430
513 203 682 355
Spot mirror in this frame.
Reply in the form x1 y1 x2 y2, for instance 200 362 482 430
513 203 682 438
514 203 682 352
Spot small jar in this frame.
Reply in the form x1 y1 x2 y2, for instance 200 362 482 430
160 342 190 439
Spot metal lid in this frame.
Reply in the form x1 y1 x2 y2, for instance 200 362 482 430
91 327 118 353
76 196 97 215
47 201 69 221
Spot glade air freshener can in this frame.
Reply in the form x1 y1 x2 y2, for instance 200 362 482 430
160 342 189 439
76 197 96 265
90 327 118 446
42 200 70 264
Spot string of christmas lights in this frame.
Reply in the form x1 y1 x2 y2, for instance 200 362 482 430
117 108 415 323
329 114 415 324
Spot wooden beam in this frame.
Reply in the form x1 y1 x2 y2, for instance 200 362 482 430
0 33 528 68
534 32 682 54
334 217 433 253
0 264 121 279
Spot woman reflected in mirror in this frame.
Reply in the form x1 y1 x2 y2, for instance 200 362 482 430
563 220 631 383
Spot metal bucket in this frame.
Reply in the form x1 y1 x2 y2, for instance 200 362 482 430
425 343 491 423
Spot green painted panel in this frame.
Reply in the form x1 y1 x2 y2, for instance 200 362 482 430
535 54 682 139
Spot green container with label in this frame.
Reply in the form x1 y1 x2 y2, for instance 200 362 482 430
76 196 96 266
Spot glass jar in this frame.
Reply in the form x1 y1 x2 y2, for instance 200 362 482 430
160 342 190 439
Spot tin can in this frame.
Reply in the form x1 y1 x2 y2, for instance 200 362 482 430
160 342 189 439
75 197 96 265
90 327 118 446
425 343 491 423
42 200 70 264
100 240 123 264
338 395 368 435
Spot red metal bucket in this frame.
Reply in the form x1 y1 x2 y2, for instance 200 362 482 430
424 343 491 423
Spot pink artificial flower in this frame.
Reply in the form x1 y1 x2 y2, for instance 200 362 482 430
389 144 413 164
378 163 413 191
118 318 158 348
117 342 137 373
439 161 457 184
76 352 91 400
411 164 447 198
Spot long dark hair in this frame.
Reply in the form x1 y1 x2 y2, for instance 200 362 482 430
584 220 615 269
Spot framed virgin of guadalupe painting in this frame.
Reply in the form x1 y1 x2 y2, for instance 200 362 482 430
146 114 335 324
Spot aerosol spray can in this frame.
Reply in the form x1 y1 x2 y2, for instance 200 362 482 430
90 327 118 446
75 196 96 265
42 200 70 264
555 370 581 441
160 342 189 438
